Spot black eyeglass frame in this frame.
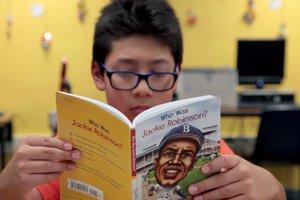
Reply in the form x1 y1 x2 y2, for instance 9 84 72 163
98 62 179 92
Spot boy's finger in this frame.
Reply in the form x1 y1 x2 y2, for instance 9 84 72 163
195 180 245 200
23 135 73 150
189 165 241 195
24 146 81 161
28 173 62 187
201 155 241 174
22 160 76 174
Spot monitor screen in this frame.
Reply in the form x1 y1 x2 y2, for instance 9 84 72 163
237 39 285 88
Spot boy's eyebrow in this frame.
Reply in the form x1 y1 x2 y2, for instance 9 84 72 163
149 58 172 65
114 58 172 66
114 58 138 66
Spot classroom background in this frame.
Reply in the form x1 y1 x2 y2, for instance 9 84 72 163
0 0 299 198
0 0 299 135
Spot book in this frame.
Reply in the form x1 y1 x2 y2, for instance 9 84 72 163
56 91 221 200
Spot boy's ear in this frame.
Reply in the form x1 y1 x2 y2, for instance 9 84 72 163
91 61 105 91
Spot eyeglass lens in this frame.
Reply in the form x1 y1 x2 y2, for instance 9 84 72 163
111 72 175 90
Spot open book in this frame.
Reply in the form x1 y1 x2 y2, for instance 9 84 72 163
56 91 221 200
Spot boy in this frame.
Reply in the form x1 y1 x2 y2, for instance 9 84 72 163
0 0 286 199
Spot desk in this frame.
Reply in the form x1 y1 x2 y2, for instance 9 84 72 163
0 112 13 169
221 107 262 137
222 107 262 117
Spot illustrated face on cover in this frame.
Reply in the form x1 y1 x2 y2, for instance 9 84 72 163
154 138 198 187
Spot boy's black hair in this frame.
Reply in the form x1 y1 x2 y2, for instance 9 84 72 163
92 0 183 66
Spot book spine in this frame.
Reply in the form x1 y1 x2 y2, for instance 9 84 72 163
131 129 136 176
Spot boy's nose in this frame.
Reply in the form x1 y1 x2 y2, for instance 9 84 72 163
132 79 153 96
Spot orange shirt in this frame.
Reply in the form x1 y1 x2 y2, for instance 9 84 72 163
220 139 234 155
37 139 234 200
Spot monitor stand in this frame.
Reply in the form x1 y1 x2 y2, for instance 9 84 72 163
255 80 265 89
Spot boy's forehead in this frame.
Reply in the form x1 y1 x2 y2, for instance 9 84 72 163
105 35 175 67
109 35 172 53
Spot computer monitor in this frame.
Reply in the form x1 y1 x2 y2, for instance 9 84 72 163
237 39 285 89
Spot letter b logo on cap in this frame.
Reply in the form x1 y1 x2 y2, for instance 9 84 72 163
183 124 190 133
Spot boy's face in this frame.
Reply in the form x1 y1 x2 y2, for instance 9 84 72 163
92 35 177 121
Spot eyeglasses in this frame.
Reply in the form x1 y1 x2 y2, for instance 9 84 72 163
99 63 178 92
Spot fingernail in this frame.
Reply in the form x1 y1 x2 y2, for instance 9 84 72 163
194 196 203 200
202 164 210 174
188 186 198 195
64 142 72 150
72 151 80 159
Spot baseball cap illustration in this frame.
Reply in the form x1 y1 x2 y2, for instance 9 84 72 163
159 124 204 149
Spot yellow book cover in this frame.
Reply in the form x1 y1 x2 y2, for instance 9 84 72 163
56 91 221 200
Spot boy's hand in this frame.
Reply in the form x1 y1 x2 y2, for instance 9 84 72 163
188 155 286 200
0 135 81 198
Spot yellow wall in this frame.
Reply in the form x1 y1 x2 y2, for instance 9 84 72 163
172 0 300 93
170 0 300 137
1 0 300 136
0 0 108 135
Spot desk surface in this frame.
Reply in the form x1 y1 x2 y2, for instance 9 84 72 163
221 107 262 117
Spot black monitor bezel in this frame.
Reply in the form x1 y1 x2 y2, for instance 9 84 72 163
237 39 285 87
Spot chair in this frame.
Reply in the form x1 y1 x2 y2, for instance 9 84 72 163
252 104 300 164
